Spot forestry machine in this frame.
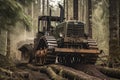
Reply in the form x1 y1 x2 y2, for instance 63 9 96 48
18 4 100 65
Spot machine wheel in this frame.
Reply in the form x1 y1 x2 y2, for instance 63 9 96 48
84 54 98 64
58 54 81 65
57 39 99 65
35 36 57 65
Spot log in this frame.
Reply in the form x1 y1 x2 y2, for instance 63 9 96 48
0 67 13 76
50 65 101 80
26 64 43 71
15 71 29 79
0 67 30 80
97 66 120 79
71 64 109 80
0 67 15 80
26 64 67 80
40 67 67 80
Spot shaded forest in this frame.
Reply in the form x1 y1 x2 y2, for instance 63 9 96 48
0 0 120 80
0 0 120 69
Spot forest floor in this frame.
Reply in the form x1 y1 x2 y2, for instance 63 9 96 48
0 55 120 80
0 54 50 80
15 63 120 80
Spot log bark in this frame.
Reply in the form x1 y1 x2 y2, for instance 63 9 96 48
21 64 120 79
26 64 44 71
0 67 13 76
26 64 66 80
50 64 101 80
97 66 120 79
15 71 29 79
71 64 109 79
40 67 67 80
0 67 14 80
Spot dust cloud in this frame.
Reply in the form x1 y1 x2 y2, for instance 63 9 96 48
10 24 34 61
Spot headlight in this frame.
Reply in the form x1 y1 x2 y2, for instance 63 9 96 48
59 33 63 37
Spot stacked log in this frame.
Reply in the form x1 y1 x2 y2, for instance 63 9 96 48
17 63 120 79
26 64 67 80
26 64 101 80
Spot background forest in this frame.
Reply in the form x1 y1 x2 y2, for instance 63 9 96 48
0 0 120 67
0 0 120 80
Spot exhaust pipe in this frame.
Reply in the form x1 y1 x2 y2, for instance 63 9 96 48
58 4 64 22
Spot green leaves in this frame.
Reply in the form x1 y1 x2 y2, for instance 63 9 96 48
21 13 31 31
16 0 33 6
0 0 32 31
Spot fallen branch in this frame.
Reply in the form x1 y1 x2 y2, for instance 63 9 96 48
97 66 120 79
50 65 101 80
40 67 67 80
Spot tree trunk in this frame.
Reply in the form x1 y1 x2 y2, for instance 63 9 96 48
116 0 120 46
47 0 49 15
6 31 10 58
88 0 92 37
66 0 68 20
97 66 120 79
73 0 78 20
31 2 34 35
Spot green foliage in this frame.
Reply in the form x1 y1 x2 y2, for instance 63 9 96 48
19 13 32 31
16 0 33 7
0 0 21 29
0 0 32 31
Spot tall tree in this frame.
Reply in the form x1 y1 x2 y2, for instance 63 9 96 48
92 0 109 64
0 0 33 57
73 0 78 20
0 0 33 31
